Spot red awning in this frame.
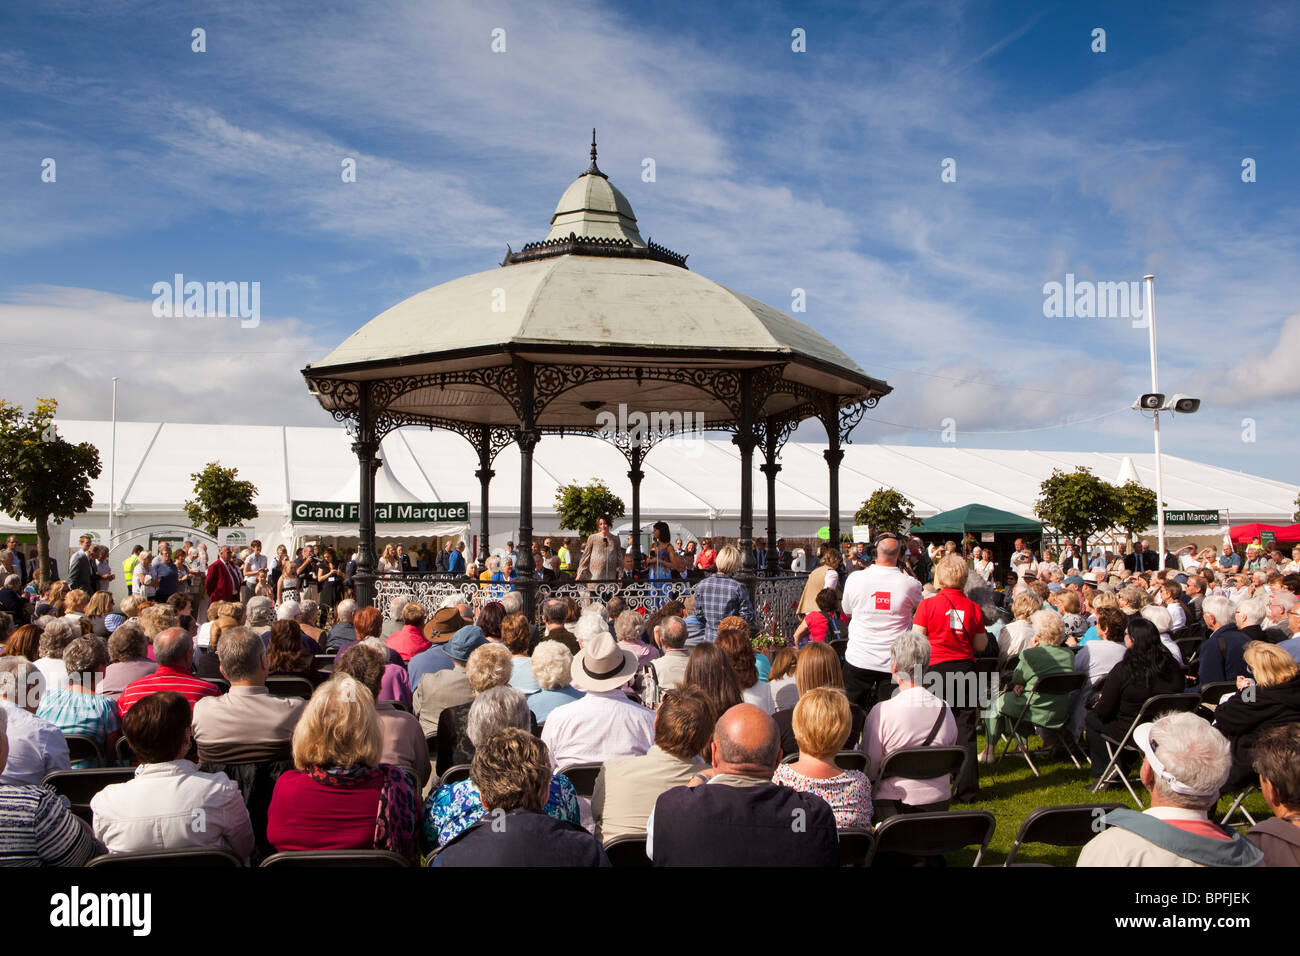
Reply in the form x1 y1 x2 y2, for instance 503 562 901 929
1228 523 1300 545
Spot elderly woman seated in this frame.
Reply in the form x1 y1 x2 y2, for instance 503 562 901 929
978 610 1074 764
433 727 606 866
436 644 539 776
422 686 580 851
90 690 255 862
266 676 420 861
772 687 871 829
35 636 120 767
526 640 582 724
1213 642 1300 790
99 620 158 697
999 590 1042 664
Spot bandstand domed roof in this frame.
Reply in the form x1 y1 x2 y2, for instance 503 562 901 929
304 134 889 433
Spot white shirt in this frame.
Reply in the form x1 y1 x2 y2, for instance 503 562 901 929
741 680 775 715
132 563 155 598
540 689 655 772
33 657 67 692
840 564 924 672
90 760 255 863
242 552 267 576
0 699 70 785
1166 601 1187 631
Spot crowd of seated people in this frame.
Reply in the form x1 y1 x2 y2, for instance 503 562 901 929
0 536 1297 868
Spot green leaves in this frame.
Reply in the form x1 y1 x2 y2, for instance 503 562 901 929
183 462 259 537
1033 467 1127 548
553 479 625 539
1115 480 1159 540
0 398 103 584
854 488 917 537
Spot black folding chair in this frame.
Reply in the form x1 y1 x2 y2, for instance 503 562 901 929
873 810 996 867
115 737 137 765
995 671 1088 776
1198 682 1237 708
603 834 651 867
440 763 472 785
1219 785 1259 829
1003 803 1126 865
835 750 868 772
837 826 877 867
875 746 969 812
425 733 438 756
42 767 137 822
829 639 848 661
313 653 336 671
560 762 603 798
207 677 231 694
261 850 413 867
63 733 107 768
265 675 315 700
87 847 245 868
1089 693 1201 806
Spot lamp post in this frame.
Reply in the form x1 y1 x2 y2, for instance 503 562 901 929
1144 275 1165 561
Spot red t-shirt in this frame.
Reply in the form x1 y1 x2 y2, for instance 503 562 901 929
117 666 221 717
266 769 383 852
913 589 986 666
806 611 847 643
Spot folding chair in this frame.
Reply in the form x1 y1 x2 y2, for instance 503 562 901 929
261 850 413 867
63 733 107 768
313 653 336 671
265 675 315 699
42 767 137 822
115 736 137 765
837 826 876 867
602 834 651 867
995 671 1088 777
87 847 245 868
1219 785 1259 829
873 810 996 867
875 746 968 813
559 762 603 798
1198 681 1237 709
834 750 868 772
1089 693 1201 806
439 763 472 785
207 677 231 694
1003 803 1126 865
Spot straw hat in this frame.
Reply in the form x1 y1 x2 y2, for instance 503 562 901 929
570 631 638 692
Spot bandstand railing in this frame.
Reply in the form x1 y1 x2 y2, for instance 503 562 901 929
372 572 808 639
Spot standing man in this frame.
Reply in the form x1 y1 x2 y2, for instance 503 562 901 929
839 534 924 710
66 534 95 595
775 537 792 572
241 540 267 599
205 545 243 605
4 536 27 587
122 545 144 596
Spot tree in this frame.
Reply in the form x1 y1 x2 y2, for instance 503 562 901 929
0 398 102 586
854 488 917 537
1115 480 1159 544
1033 467 1123 554
183 462 259 537
554 479 625 539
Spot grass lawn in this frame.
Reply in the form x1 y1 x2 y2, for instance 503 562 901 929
940 732 1272 866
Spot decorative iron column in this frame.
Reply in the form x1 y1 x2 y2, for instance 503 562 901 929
825 440 845 551
824 400 870 552
474 425 494 568
734 369 758 575
352 383 380 609
513 358 539 616
760 419 781 576
628 442 644 574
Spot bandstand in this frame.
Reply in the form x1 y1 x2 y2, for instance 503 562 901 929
302 134 891 633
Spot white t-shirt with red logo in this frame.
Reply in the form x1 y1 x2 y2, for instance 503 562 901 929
840 564 924 672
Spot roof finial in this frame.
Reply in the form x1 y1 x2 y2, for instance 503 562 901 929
586 127 605 177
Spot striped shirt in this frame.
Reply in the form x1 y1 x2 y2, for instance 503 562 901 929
0 784 102 866
117 666 221 717
35 688 120 767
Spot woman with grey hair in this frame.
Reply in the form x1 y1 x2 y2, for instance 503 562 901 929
421 685 580 851
978 610 1074 764
527 640 582 724
33 617 80 690
101 620 159 697
35 636 120 766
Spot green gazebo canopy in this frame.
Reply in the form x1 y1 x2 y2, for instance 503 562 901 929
910 504 1042 536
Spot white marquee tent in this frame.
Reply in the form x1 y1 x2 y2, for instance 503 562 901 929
5 419 1296 571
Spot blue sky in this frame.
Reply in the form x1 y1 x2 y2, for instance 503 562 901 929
1 0 1297 484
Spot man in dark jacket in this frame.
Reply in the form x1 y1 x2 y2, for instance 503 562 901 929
647 703 838 867
1198 596 1251 684
434 728 608 867
66 534 95 595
